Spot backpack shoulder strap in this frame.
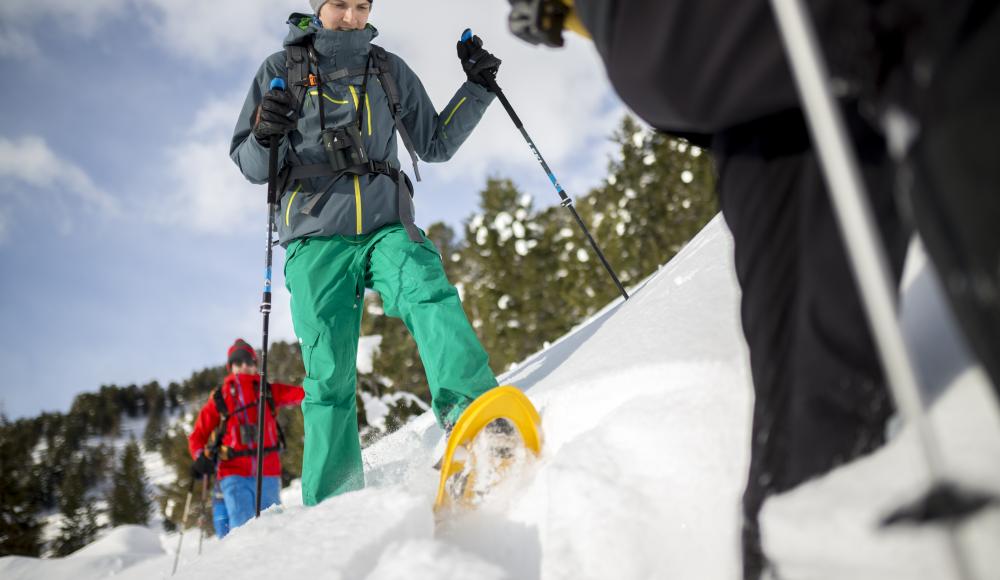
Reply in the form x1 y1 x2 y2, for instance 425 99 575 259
212 386 229 418
205 387 230 460
371 45 421 182
285 43 311 114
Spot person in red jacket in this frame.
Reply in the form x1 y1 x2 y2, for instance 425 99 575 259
188 339 304 535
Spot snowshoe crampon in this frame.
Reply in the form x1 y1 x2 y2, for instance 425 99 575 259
434 386 542 514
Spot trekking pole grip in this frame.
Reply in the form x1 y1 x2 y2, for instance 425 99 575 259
266 77 286 206
460 29 523 126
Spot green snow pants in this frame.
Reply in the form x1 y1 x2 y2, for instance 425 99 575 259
283 224 498 506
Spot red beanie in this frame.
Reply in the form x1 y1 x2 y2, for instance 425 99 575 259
227 339 258 369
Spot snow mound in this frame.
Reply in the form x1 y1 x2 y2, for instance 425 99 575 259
69 525 163 559
0 525 163 580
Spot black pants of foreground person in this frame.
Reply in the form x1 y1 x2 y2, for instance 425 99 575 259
715 107 910 580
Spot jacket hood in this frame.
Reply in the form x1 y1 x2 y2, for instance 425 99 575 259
284 13 379 62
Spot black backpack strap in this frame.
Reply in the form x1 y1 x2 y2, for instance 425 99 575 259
205 387 230 461
277 43 313 196
397 171 422 242
319 67 370 84
371 45 422 183
285 44 311 114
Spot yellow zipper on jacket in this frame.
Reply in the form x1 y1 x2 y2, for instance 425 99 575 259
353 175 362 234
347 87 365 234
347 86 373 136
285 183 303 227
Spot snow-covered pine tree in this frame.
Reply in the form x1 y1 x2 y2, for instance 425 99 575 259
581 115 717 286
459 178 549 371
107 438 152 526
51 454 102 556
0 417 43 557
142 382 165 452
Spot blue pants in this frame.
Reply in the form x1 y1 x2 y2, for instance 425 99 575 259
212 488 230 538
219 476 281 532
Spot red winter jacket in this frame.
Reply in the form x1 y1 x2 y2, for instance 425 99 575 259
188 373 304 479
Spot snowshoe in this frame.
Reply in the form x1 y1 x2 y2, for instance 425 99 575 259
434 386 542 514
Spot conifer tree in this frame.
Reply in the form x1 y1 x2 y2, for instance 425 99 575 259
459 178 549 370
52 455 102 556
107 438 152 526
580 115 718 288
0 419 43 557
157 411 201 531
143 382 166 451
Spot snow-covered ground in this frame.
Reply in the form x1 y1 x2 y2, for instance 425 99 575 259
3 216 998 580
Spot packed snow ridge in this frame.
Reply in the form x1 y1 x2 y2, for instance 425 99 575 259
3 215 998 580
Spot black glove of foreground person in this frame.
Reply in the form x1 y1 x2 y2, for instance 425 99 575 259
253 89 300 146
457 35 502 88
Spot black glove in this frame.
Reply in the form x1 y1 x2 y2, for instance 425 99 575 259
190 452 215 479
457 35 501 89
252 89 300 146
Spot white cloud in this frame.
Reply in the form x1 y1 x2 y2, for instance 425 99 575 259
0 0 130 36
151 93 263 234
139 0 302 68
0 135 119 214
371 0 626 202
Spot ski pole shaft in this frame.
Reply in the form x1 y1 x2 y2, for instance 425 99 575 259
489 78 628 300
196 476 209 555
256 76 286 518
768 1 973 578
171 482 194 576
461 30 628 300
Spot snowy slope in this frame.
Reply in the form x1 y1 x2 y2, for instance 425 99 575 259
4 215 999 580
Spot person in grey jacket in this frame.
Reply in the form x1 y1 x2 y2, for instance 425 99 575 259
230 0 503 506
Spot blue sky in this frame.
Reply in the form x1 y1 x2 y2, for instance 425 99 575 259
0 0 625 419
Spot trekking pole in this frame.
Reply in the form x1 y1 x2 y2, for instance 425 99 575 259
462 29 629 301
170 480 194 576
196 475 210 555
767 1 992 579
255 76 286 518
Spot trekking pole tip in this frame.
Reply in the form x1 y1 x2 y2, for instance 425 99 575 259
461 28 473 43
269 77 286 92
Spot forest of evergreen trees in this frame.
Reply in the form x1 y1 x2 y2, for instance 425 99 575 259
0 116 717 558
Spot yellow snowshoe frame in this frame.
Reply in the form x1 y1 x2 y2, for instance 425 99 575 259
434 385 542 511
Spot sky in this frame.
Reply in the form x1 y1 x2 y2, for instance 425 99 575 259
0 0 627 418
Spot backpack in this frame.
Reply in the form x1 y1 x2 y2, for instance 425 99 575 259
205 382 286 462
280 40 423 242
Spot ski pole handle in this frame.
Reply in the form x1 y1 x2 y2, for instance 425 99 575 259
266 77 286 206
459 29 521 122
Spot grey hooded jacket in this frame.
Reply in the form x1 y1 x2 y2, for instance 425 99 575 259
231 15 494 246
